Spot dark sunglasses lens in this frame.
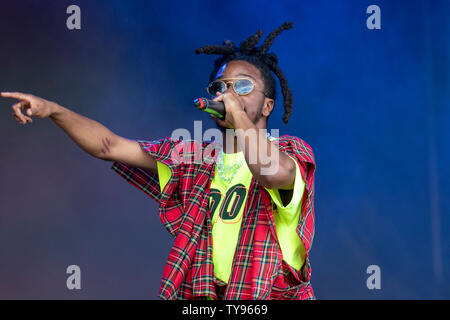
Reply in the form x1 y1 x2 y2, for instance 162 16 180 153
207 81 226 96
234 79 254 95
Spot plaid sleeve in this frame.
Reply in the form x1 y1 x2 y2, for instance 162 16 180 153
265 154 307 272
276 135 316 283
110 137 178 204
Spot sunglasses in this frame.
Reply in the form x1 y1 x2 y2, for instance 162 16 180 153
206 77 265 97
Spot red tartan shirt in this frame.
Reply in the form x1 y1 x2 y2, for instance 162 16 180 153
111 134 316 300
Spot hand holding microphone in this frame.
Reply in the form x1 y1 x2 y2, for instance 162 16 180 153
194 92 247 130
193 97 226 120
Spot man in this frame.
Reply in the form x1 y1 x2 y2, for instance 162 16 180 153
2 22 316 300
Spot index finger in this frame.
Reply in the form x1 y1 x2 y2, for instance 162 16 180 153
1 92 33 101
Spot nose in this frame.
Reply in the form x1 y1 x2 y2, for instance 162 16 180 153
223 82 233 94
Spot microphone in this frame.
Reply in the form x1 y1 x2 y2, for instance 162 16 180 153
193 97 225 120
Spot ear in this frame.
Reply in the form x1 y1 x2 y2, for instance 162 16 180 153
262 98 274 117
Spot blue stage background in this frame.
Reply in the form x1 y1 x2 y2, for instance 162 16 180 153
0 0 448 299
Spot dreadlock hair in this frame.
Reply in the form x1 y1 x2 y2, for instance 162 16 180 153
195 22 294 124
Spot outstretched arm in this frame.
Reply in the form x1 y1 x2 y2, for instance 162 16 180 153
1 91 158 174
